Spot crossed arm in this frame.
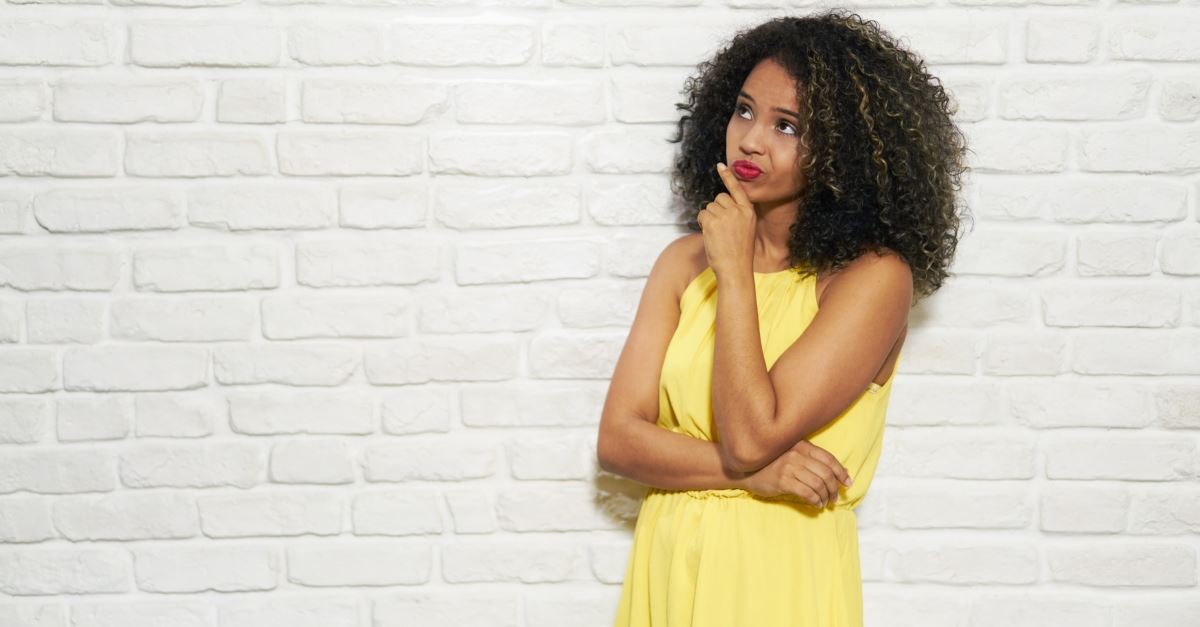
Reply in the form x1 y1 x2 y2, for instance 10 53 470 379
596 236 910 488
595 235 756 489
596 412 750 491
711 251 912 472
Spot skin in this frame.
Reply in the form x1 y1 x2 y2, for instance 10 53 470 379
595 59 910 508
594 230 853 507
700 58 912 473
712 56 809 274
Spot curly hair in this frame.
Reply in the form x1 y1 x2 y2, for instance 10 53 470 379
668 8 972 304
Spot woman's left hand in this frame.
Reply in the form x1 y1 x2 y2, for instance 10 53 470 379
697 163 757 278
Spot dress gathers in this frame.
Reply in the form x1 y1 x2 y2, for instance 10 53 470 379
612 265 901 627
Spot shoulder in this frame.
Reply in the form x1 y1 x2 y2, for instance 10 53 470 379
675 231 706 262
823 247 913 311
847 246 911 279
656 232 708 300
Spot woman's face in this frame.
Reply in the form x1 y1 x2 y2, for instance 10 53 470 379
724 57 808 208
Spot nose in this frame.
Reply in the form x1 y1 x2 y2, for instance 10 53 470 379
738 119 766 156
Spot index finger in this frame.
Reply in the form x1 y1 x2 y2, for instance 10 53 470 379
716 162 752 209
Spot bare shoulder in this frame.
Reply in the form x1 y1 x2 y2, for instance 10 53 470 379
595 231 698 439
665 232 709 300
845 246 910 273
824 247 913 305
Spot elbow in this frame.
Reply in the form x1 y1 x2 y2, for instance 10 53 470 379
597 449 617 474
717 410 774 474
728 453 766 475
720 439 765 474
596 440 612 473
596 429 620 474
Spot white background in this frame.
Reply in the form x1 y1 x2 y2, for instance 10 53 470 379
0 0 1198 625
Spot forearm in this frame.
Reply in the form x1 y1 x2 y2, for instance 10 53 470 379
711 272 777 466
600 418 753 491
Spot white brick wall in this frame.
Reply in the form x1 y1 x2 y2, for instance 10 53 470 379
0 1 1197 626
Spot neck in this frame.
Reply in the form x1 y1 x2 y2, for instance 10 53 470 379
753 196 800 265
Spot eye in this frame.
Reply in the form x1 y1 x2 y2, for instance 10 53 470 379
735 103 797 136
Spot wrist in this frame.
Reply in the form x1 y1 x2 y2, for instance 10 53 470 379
714 272 756 297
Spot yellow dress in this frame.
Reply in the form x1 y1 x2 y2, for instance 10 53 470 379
612 265 902 627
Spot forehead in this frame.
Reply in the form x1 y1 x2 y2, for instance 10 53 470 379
739 58 801 107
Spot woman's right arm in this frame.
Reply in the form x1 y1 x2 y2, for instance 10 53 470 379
600 412 752 492
596 234 752 491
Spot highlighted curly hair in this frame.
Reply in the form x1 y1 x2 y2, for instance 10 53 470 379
669 9 972 304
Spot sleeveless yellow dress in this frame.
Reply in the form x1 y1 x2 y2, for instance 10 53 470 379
612 265 902 627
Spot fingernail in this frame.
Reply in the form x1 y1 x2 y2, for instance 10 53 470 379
717 162 726 171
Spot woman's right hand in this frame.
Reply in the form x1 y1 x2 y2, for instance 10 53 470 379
740 440 852 508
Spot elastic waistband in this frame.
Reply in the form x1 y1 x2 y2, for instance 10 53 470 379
652 487 853 511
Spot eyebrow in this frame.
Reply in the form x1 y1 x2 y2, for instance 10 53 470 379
738 91 801 120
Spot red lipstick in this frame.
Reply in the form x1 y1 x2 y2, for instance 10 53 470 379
732 160 763 180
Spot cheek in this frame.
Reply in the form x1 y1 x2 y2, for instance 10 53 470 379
771 144 800 174
773 153 804 190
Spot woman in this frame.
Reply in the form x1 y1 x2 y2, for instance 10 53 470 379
596 9 970 627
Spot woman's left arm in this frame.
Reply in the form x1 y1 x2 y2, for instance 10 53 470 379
712 252 911 472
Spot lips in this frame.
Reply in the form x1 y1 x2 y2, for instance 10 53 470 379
732 160 763 179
